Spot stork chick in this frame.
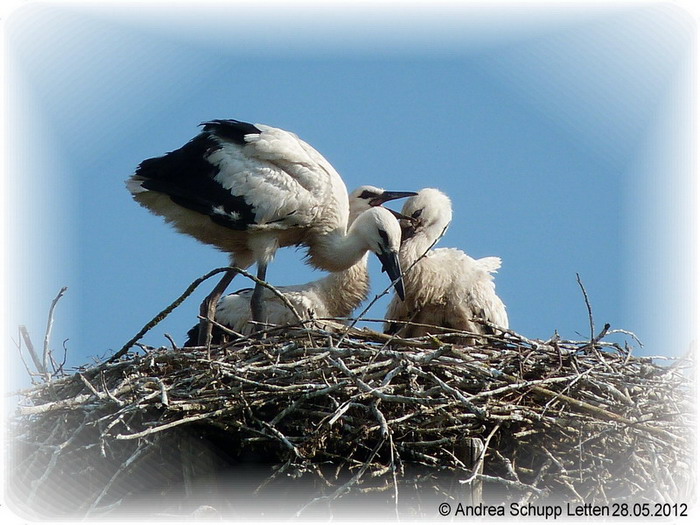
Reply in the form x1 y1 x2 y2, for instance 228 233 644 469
384 188 508 339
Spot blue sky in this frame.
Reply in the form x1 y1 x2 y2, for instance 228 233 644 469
2 1 697 391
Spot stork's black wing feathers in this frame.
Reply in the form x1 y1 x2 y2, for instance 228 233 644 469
134 132 257 229
201 119 262 144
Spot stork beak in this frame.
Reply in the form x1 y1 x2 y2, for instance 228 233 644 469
376 249 406 301
369 190 417 207
400 222 417 243
386 208 415 222
384 208 418 242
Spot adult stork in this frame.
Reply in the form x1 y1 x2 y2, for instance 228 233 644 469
184 185 415 344
127 119 412 343
384 188 508 339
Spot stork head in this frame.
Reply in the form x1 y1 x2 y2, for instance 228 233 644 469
350 207 406 300
399 188 453 243
348 185 417 224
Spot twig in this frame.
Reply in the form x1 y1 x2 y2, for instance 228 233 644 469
108 267 233 363
13 329 37 382
370 399 390 439
115 407 237 440
476 473 547 496
576 273 595 344
19 326 44 377
222 267 306 329
389 432 400 519
458 423 501 493
338 222 450 346
43 287 68 380
163 333 179 352
575 274 614 370
110 266 307 362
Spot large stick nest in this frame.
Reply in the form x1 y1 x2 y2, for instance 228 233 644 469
7 321 694 519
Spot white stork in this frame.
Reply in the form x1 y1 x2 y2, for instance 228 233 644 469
384 188 509 339
126 119 410 343
183 186 415 344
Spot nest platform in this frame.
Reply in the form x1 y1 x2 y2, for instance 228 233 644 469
6 322 694 519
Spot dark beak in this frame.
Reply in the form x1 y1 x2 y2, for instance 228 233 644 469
369 190 417 207
400 222 417 243
386 208 415 222
376 248 405 300
383 208 419 242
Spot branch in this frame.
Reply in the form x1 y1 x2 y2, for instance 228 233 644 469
108 267 234 363
19 325 48 378
576 272 595 343
338 222 450 346
110 266 307 362
43 286 68 379
575 273 612 368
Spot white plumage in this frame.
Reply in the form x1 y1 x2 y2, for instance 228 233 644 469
127 120 408 343
184 186 415 342
210 261 368 336
384 188 508 339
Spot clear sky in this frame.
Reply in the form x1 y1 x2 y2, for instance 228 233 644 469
2 1 697 391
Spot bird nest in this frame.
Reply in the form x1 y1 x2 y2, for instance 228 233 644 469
6 319 695 520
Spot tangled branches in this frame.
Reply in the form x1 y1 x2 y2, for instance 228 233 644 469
7 320 694 519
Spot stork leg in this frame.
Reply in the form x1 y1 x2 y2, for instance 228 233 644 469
250 262 268 327
197 269 236 346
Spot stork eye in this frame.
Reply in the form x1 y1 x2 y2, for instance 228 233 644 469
411 209 423 219
359 190 379 200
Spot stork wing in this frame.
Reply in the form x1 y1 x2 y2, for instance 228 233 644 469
131 119 346 231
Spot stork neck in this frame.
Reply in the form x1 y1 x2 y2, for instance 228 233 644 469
316 254 370 317
401 231 435 266
307 226 369 272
